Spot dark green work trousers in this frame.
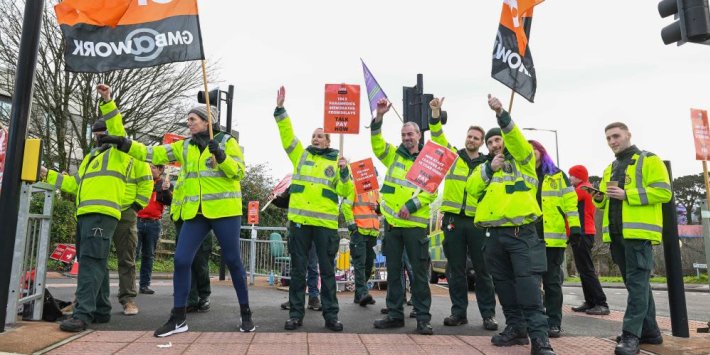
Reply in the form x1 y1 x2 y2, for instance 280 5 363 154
114 209 138 305
542 247 565 327
484 223 549 341
382 222 431 322
288 223 340 322
350 230 377 301
175 220 213 305
609 234 659 338
73 213 118 323
441 213 496 319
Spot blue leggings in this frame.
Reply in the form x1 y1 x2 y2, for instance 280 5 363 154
173 215 248 307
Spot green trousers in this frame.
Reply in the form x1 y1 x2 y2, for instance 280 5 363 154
350 230 377 301
609 235 659 338
175 220 212 305
382 223 431 322
441 213 496 319
73 213 118 323
114 209 138 304
287 223 340 322
542 247 565 327
484 223 548 341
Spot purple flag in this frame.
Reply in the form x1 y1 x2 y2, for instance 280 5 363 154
361 59 388 116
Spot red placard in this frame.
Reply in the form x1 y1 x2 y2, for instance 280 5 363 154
691 109 710 161
247 201 259 225
50 244 77 263
405 141 459 193
324 84 360 134
49 244 67 261
163 133 186 167
269 173 292 199
350 158 379 194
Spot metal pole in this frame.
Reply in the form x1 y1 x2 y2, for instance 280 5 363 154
662 161 689 337
226 85 234 134
553 130 560 167
0 0 45 332
702 201 710 292
249 225 257 286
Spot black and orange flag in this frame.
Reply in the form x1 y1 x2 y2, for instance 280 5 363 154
55 0 205 73
491 0 543 103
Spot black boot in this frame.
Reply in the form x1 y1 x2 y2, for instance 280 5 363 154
530 337 555 355
491 325 529 346
239 304 255 332
615 331 640 355
154 307 188 337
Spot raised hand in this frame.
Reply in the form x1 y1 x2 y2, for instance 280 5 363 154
375 98 391 121
96 84 112 102
487 94 503 115
429 97 445 118
338 156 347 169
276 86 285 108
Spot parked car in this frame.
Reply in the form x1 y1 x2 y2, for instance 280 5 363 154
428 230 476 291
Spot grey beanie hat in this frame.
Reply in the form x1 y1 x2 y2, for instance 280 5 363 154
188 105 219 125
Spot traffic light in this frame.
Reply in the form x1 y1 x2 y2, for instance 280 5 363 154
659 0 710 45
402 74 446 137
197 85 235 133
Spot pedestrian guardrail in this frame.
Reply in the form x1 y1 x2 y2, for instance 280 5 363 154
5 182 54 326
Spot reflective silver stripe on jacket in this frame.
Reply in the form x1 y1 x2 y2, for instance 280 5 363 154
502 120 514 134
372 128 382 135
146 146 154 162
441 200 462 210
354 214 380 219
182 138 191 163
136 195 149 204
377 144 391 160
73 173 82 185
430 129 442 137
102 109 118 120
127 175 153 184
393 161 406 171
520 152 533 165
445 172 468 182
381 203 429 225
83 171 126 181
411 196 422 210
477 213 539 227
567 211 580 218
285 138 300 154
481 164 491 184
635 152 648 205
602 222 663 234
78 199 122 211
649 182 671 190
183 191 242 203
198 171 228 178
561 186 575 194
288 208 338 221
293 174 332 187
275 111 289 122
541 190 562 197
385 176 416 189
545 232 567 239
54 174 64 189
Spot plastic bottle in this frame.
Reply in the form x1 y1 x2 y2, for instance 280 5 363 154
268 271 274 286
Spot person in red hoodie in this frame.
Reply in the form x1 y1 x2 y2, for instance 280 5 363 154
136 164 173 294
568 165 609 315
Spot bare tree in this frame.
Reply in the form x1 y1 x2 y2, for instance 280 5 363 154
0 0 217 171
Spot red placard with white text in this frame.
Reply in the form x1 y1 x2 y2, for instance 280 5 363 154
691 108 710 161
247 201 259 225
50 244 77 263
324 84 360 134
405 141 458 193
163 133 186 167
350 158 379 194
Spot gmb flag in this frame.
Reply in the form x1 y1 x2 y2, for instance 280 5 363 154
491 0 543 103
55 0 205 73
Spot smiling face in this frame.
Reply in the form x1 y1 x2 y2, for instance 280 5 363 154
311 128 330 148
187 113 208 135
401 123 421 151
465 128 484 153
605 127 632 154
486 135 504 156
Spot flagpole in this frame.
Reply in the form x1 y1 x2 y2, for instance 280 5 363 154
507 90 515 114
339 134 344 155
391 105 404 123
201 60 214 139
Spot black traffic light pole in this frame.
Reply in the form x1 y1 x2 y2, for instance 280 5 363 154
662 161 690 337
0 0 45 332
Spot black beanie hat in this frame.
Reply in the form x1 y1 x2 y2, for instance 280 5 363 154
92 119 107 133
485 127 502 142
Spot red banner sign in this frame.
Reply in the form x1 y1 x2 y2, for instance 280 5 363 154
405 141 458 193
50 244 77 263
350 158 379 194
247 201 259 225
691 108 710 161
163 133 186 167
324 84 360 134
269 173 292 199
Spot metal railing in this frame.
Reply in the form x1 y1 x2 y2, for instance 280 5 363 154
5 182 54 325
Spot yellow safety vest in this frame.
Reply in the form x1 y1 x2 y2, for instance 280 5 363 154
467 111 541 227
595 151 671 244
342 190 381 236
540 170 581 248
370 120 437 228
274 109 353 229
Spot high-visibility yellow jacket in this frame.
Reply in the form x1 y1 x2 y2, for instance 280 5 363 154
99 101 152 212
540 170 581 248
47 146 132 221
466 111 541 227
594 150 671 245
370 119 437 229
274 108 353 229
169 168 185 222
342 190 380 237
429 119 486 217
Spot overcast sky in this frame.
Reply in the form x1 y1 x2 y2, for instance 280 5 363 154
196 0 709 184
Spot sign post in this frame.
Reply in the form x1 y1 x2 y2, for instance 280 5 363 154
324 84 360 155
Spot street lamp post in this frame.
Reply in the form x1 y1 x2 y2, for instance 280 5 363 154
523 127 559 167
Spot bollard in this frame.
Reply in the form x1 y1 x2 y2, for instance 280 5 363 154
250 225 257 285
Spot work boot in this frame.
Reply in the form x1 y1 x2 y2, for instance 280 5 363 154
280 301 290 310
373 316 405 329
59 317 88 332
409 310 417 318
416 320 434 335
530 337 556 355
358 294 375 307
483 317 499 330
443 314 468 326
380 307 389 314
548 325 562 338
197 298 210 312
571 302 592 312
325 319 344 332
615 331 640 355
239 304 255 332
586 305 610 315
615 329 663 345
307 296 322 311
491 325 529 346
139 286 155 295
154 307 188 337
93 314 111 324
284 317 303 330
122 301 139 316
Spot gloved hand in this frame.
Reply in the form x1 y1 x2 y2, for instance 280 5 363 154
208 140 226 164
98 135 131 153
130 202 143 212
347 224 358 233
